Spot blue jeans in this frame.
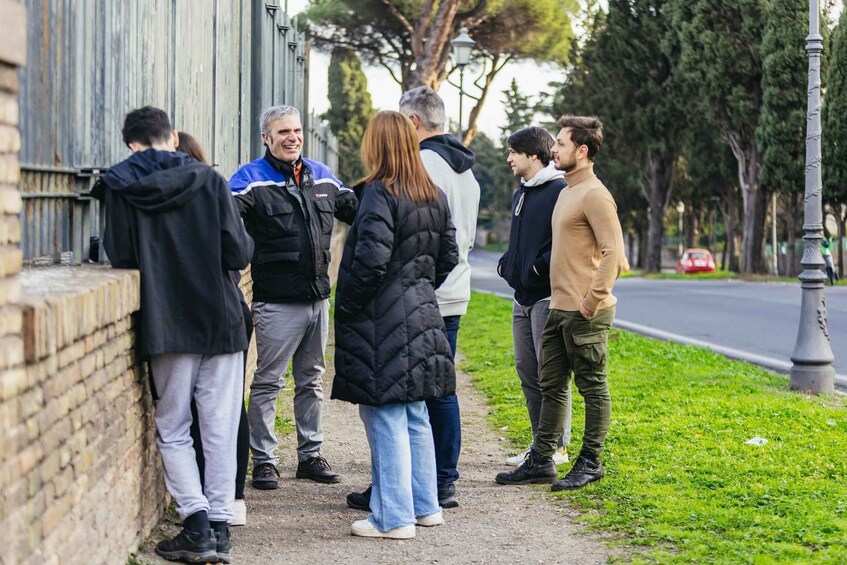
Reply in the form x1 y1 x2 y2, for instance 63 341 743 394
426 315 461 489
359 402 440 531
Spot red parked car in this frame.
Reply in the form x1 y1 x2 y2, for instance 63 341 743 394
676 248 716 274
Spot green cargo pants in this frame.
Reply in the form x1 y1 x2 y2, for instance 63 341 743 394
535 306 615 458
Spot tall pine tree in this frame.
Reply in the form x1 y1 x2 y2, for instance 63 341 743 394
324 47 376 184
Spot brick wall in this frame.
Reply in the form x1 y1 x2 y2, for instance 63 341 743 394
0 5 169 561
1 267 165 565
0 0 28 561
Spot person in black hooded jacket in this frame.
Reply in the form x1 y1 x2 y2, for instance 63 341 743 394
101 106 253 563
497 126 572 467
332 111 458 539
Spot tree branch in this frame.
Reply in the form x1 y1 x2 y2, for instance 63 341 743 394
456 0 488 20
380 0 415 36
414 0 437 54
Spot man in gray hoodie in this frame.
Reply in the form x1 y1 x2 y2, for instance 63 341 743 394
346 87 480 510
401 87 480 507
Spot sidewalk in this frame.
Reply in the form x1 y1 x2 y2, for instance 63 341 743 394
135 332 616 564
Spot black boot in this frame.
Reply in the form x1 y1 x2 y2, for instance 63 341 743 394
346 485 371 511
212 521 231 564
495 450 557 485
296 455 342 484
551 453 605 491
438 483 459 508
154 528 217 563
252 462 280 490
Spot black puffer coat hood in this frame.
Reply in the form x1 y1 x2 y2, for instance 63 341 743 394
332 181 459 406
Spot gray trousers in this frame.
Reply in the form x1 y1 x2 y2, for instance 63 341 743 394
248 299 328 465
513 299 571 448
150 352 243 522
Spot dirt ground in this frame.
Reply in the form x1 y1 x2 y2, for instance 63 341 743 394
136 336 617 565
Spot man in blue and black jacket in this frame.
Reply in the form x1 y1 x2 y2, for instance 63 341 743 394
497 126 572 468
230 105 358 489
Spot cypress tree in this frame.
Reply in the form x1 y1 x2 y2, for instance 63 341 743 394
324 47 376 184
670 0 769 273
758 0 809 276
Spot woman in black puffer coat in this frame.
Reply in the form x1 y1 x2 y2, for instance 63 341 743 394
332 111 458 539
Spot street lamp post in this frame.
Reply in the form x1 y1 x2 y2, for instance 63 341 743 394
790 0 835 394
451 27 475 143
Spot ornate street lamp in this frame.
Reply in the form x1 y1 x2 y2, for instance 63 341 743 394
790 0 835 394
451 27 475 142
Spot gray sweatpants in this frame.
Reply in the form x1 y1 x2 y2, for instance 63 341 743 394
248 299 328 465
513 299 571 448
150 352 243 522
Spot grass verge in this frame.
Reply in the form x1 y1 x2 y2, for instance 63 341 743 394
459 291 847 564
641 271 738 281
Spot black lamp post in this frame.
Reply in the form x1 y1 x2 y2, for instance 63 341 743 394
451 27 475 142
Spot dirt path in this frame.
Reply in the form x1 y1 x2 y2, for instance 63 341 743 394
137 334 616 564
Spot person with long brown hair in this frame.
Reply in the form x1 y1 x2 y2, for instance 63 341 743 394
332 111 459 539
177 131 252 529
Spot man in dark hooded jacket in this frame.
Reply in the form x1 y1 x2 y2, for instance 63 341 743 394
101 106 253 563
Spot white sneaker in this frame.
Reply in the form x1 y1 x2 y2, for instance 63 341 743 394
229 499 247 526
351 518 416 539
506 447 531 466
553 448 569 465
416 511 444 527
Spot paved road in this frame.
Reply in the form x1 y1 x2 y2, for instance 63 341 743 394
469 250 846 379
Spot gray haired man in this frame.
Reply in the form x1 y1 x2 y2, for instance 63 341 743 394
230 106 358 489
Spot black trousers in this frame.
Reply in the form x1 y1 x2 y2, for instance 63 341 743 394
190 301 253 500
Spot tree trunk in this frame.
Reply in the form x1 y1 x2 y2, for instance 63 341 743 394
643 154 675 273
839 210 846 278
727 132 766 274
685 210 700 249
721 195 741 272
627 232 637 269
460 53 511 146
403 0 462 90
785 191 801 277
638 224 648 270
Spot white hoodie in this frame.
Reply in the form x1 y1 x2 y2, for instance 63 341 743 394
420 144 481 317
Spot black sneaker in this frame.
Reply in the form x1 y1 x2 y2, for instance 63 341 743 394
154 528 217 563
346 485 371 511
296 455 342 484
214 525 232 564
495 450 557 485
252 462 280 490
551 454 605 491
438 483 459 508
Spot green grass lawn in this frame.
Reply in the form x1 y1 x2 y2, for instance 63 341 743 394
459 291 847 564
642 270 739 281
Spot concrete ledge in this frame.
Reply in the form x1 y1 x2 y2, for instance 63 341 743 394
19 266 140 363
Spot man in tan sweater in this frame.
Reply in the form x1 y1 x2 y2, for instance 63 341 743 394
496 115 626 491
